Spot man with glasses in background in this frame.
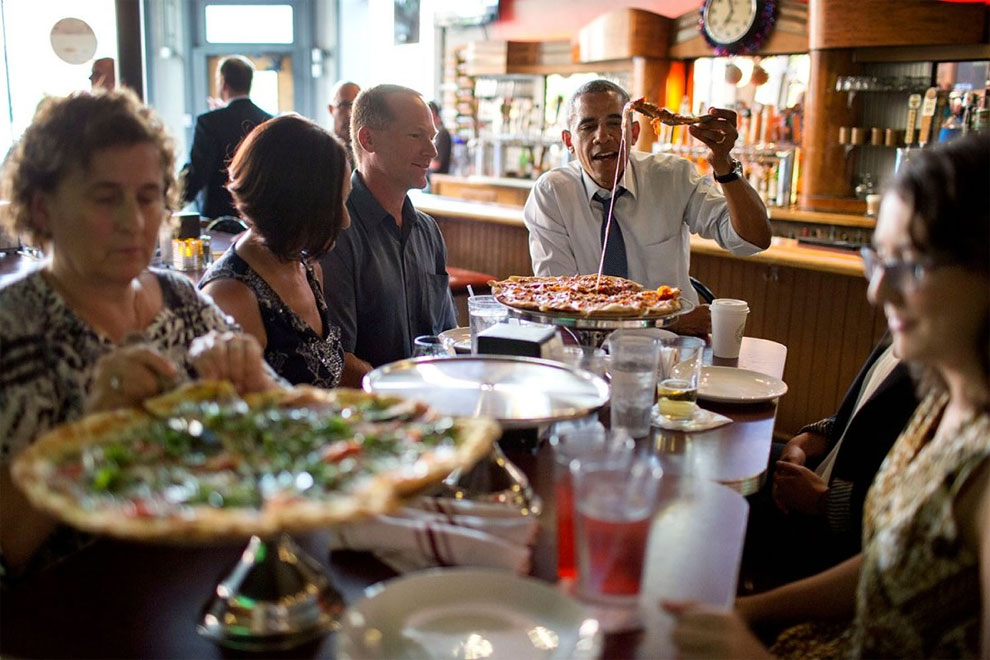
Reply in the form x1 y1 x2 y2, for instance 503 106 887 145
328 80 360 165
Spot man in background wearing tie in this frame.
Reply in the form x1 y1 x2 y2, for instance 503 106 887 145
523 80 770 331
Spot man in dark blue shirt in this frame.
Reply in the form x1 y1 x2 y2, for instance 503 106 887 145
321 84 457 367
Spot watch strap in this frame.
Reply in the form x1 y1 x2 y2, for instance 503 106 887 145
713 158 742 184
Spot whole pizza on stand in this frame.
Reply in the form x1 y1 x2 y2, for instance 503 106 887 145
489 274 682 318
12 382 499 543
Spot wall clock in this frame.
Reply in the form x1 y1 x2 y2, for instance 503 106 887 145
700 0 776 56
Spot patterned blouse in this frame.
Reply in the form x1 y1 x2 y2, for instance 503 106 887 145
851 391 988 658
0 267 239 463
770 392 988 659
199 248 343 388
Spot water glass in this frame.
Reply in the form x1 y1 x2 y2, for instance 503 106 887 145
548 423 633 581
411 335 450 358
656 336 705 420
468 295 509 354
556 345 607 378
606 333 660 438
571 453 663 604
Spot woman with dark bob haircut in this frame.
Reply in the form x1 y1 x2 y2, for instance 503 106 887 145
665 134 989 659
200 114 369 387
0 89 280 573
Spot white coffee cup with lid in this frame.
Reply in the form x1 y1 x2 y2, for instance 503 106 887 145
710 298 750 359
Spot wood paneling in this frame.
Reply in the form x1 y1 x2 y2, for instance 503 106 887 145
434 215 534 282
810 0 988 51
575 8 672 62
431 179 533 207
853 42 990 63
690 253 888 439
631 56 672 151
799 49 861 207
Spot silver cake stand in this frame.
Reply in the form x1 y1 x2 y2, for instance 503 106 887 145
198 533 342 651
363 355 610 428
504 298 695 348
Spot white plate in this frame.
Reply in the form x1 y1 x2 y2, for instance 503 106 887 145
698 366 788 403
439 326 472 353
337 568 601 659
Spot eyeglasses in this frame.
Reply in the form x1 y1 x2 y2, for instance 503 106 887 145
860 246 935 292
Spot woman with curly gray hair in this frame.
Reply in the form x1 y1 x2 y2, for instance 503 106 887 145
0 89 280 573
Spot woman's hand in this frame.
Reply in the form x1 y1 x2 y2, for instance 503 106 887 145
87 346 179 413
663 600 773 659
189 330 278 394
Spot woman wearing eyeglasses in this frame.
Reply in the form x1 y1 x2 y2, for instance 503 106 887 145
664 134 989 659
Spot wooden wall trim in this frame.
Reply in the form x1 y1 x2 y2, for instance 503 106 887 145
690 252 888 438
575 8 672 62
800 49 861 206
631 57 672 152
854 42 990 64
810 0 988 51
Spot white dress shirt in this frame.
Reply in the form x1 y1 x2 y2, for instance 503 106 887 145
523 151 765 303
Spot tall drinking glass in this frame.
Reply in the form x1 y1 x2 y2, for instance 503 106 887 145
548 423 633 581
606 333 660 438
572 453 663 604
467 296 509 354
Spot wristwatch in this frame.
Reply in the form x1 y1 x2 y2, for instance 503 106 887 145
713 158 743 184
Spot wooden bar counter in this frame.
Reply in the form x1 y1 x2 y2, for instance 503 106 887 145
411 191 887 438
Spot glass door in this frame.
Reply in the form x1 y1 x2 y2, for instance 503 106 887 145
187 0 313 141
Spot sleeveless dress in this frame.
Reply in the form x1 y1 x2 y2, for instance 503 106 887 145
770 391 989 658
199 248 343 388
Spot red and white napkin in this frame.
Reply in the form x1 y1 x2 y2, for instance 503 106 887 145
328 496 539 574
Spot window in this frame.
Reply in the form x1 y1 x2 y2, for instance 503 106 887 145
204 4 293 44
0 0 117 145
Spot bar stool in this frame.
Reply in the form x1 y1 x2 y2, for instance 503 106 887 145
447 266 496 327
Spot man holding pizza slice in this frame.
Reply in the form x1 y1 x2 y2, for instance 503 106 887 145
523 79 771 332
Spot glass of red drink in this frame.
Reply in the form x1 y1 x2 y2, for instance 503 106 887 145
549 424 633 582
571 454 663 605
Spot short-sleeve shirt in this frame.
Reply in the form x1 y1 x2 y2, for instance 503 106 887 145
199 247 344 387
320 170 457 368
523 151 765 303
0 267 238 462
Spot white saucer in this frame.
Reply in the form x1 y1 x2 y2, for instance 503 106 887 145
698 366 788 403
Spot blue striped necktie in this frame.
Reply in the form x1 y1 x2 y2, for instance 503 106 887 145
593 187 628 278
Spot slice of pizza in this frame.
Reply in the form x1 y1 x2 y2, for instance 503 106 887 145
628 97 714 126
